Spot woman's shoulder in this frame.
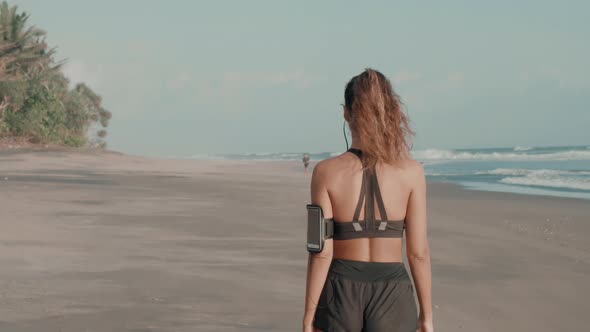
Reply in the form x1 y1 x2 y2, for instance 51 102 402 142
393 157 425 179
316 150 360 167
314 153 425 178
397 157 424 171
312 154 340 174
311 152 353 179
317 153 424 169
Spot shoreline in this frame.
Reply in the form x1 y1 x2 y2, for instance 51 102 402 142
431 179 590 202
2 147 588 202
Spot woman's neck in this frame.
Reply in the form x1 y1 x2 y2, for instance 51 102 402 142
348 137 362 150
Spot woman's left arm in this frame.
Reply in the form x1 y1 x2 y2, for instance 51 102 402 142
302 161 334 330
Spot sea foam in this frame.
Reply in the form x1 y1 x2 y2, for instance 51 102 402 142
412 148 590 161
494 169 590 191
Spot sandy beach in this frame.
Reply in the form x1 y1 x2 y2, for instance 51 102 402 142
0 150 588 332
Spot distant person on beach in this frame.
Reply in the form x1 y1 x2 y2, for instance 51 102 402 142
302 153 310 173
303 69 433 332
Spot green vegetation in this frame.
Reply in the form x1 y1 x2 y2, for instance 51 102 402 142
0 1 111 147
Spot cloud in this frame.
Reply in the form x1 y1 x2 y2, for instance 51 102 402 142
392 71 423 85
222 68 315 89
447 71 465 84
167 68 319 103
168 73 193 90
164 68 317 102
62 60 103 89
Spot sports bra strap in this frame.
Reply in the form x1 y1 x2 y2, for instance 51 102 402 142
364 168 376 230
346 148 390 232
352 169 366 222
333 149 405 239
371 170 388 220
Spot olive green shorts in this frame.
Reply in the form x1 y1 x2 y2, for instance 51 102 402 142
314 259 418 332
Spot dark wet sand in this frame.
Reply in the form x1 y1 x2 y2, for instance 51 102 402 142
0 151 588 331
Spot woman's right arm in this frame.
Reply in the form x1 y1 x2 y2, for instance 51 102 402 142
302 161 334 331
405 162 433 331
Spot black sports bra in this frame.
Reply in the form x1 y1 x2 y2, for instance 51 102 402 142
327 148 406 240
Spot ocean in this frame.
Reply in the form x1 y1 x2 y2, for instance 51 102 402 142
191 145 590 200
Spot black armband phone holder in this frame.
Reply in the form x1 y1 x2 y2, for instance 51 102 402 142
306 204 334 253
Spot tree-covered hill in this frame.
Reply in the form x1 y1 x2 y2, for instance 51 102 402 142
0 1 111 148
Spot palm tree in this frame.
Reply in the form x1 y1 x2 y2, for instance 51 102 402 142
0 1 111 147
0 26 16 80
0 1 58 81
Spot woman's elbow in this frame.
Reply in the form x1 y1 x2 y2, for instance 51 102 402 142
408 246 430 264
313 241 334 260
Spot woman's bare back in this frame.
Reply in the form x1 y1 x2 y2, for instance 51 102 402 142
317 150 422 262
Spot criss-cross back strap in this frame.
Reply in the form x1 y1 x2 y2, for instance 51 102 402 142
352 169 366 222
364 167 376 231
371 169 388 220
348 148 386 233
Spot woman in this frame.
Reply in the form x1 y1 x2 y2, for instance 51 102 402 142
303 69 433 332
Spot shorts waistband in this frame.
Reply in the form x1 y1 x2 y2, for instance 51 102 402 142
329 258 410 282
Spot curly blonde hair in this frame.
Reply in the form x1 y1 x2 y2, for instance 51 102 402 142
345 68 414 167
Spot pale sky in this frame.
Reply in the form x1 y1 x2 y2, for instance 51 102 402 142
14 0 590 157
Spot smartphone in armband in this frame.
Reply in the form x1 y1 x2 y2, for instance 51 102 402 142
306 204 333 253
